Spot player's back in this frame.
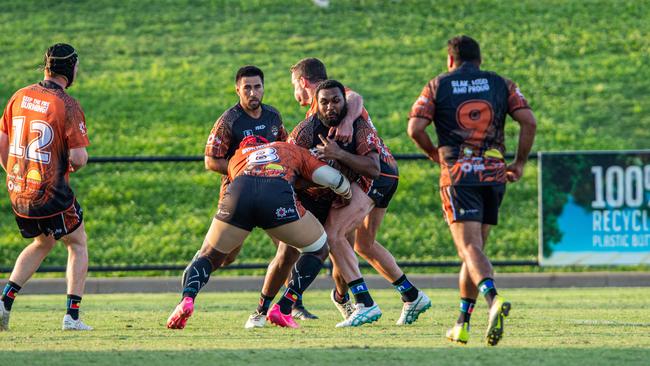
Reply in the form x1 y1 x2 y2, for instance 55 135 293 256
228 141 323 185
423 63 528 186
1 81 89 218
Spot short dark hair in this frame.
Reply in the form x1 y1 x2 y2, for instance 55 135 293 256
315 79 346 100
290 58 327 83
235 65 264 84
447 35 481 64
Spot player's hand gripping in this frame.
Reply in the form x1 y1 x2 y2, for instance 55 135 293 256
329 122 353 144
506 161 525 182
316 134 343 161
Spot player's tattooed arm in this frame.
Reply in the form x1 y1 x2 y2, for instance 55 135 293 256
204 156 228 175
330 90 363 144
507 108 537 182
316 134 380 179
407 117 440 164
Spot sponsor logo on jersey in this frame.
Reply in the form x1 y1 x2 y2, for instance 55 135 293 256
243 129 253 137
254 124 266 131
20 96 50 113
78 121 87 135
271 125 279 136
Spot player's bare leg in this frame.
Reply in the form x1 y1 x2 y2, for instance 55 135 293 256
353 208 430 324
1 234 56 331
326 183 381 327
447 225 490 343
265 212 330 328
330 232 355 320
168 219 249 329
449 222 510 346
60 223 92 330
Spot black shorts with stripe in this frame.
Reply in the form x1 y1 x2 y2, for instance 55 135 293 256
440 184 506 225
15 199 84 240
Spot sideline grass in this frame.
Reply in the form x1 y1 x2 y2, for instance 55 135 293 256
2 288 650 365
0 0 648 266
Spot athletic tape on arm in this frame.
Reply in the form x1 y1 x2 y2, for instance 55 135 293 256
311 165 352 199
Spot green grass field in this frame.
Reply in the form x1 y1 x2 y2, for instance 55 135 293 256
0 0 649 267
2 288 650 365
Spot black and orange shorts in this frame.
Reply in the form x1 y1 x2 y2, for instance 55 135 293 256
216 175 306 231
439 184 505 225
15 199 84 240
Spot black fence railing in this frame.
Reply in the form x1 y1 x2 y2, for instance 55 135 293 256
0 260 539 274
87 152 537 164
0 152 538 274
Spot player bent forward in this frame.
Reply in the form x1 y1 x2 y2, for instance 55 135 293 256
167 135 352 329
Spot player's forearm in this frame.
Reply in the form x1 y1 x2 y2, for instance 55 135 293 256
511 109 537 165
514 123 536 165
204 156 228 174
407 119 438 162
0 133 8 172
336 151 380 179
342 91 363 126
311 165 352 199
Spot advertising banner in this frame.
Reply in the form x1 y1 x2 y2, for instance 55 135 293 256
539 150 650 266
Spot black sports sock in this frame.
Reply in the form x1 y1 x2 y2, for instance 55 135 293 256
1 281 21 311
276 254 323 315
66 295 82 320
256 294 274 315
392 274 420 303
478 278 498 306
457 297 476 324
293 294 304 308
349 278 374 307
333 289 350 304
181 256 213 300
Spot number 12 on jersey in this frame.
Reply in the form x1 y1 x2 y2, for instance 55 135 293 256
9 116 54 164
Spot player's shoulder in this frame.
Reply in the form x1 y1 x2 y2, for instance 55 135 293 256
292 115 316 134
479 69 512 87
218 103 244 124
261 103 282 118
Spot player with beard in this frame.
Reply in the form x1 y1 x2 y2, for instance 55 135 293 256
289 80 385 327
290 58 431 325
200 66 318 327
167 135 353 329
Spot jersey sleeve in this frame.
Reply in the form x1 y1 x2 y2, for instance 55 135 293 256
277 124 288 142
504 78 531 114
408 79 437 122
293 144 326 180
354 119 380 156
65 100 90 149
205 114 232 158
287 119 312 148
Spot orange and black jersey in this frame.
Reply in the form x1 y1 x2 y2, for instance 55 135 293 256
228 141 326 185
1 81 90 218
307 86 398 178
205 103 288 198
288 114 380 202
409 63 530 186
205 103 287 161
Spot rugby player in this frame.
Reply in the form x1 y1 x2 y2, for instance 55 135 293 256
0 43 92 331
166 136 353 329
201 65 317 326
407 35 537 345
288 79 388 327
291 58 431 325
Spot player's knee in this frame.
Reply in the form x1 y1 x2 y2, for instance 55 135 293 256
200 246 228 270
299 232 329 261
274 245 300 268
35 238 57 251
354 240 375 259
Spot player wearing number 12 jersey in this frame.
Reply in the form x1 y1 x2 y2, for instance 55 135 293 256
0 43 92 332
407 36 537 345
